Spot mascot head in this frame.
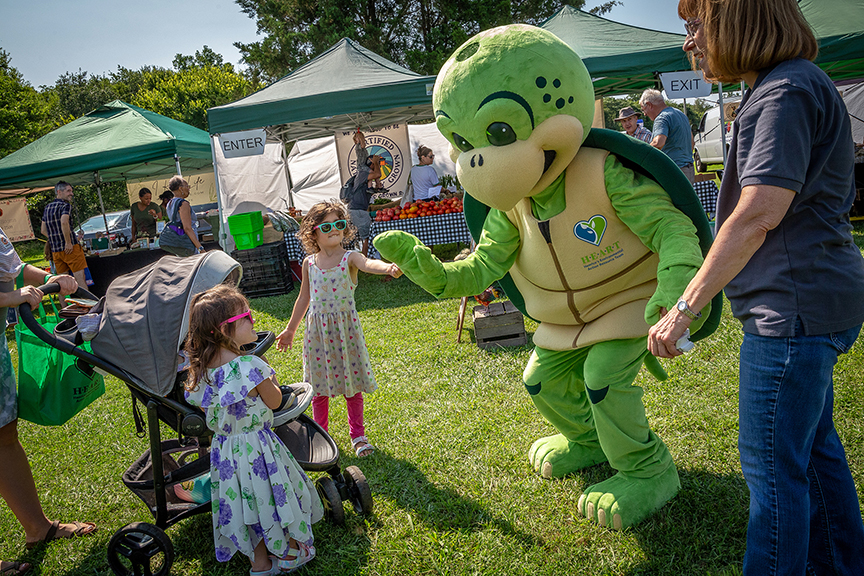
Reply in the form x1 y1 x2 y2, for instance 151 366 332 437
433 25 595 212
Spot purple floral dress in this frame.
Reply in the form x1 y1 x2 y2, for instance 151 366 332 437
185 355 323 562
303 251 377 397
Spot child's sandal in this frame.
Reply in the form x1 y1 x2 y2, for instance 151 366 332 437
249 557 281 576
277 542 316 573
352 435 375 457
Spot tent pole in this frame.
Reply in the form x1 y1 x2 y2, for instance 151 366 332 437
94 172 110 239
209 135 229 250
174 154 182 176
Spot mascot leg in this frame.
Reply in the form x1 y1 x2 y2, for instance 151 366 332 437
578 337 680 529
525 347 608 479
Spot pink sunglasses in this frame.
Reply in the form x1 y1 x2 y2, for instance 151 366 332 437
219 309 254 328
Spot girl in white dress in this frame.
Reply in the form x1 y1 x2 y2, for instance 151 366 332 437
277 201 401 457
185 284 323 575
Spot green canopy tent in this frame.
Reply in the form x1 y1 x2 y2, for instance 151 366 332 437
0 100 213 188
207 38 437 139
0 100 214 235
540 6 691 97
541 1 864 98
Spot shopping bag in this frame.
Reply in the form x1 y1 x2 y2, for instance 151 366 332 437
15 300 105 426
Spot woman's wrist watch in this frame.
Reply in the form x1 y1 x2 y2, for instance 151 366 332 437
676 298 701 320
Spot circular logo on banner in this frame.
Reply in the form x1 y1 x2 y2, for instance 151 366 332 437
348 133 403 189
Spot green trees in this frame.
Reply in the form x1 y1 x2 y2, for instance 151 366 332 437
0 50 51 158
233 0 590 81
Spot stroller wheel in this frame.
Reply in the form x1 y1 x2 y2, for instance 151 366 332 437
342 465 373 516
316 476 345 525
107 522 174 576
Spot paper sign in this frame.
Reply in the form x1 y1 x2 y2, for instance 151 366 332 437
659 71 713 99
218 129 267 158
0 197 35 241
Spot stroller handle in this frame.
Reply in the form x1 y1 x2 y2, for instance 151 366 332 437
18 282 135 379
17 283 200 419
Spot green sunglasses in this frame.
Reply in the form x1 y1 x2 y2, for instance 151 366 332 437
315 219 348 233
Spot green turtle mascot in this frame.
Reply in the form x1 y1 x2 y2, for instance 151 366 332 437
374 24 720 529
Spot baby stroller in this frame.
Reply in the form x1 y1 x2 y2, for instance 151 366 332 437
18 252 372 576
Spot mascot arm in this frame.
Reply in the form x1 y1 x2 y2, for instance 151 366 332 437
604 155 709 328
372 209 520 298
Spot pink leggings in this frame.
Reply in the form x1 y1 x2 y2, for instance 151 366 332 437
311 393 365 439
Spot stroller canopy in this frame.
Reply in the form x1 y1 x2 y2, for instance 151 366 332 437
91 252 242 396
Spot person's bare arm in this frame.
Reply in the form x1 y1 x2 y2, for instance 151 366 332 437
650 134 667 150
648 184 796 357
60 213 74 253
179 202 202 250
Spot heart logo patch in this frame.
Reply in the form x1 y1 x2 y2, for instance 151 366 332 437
573 215 607 246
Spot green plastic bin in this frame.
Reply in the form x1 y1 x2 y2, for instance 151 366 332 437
228 211 264 250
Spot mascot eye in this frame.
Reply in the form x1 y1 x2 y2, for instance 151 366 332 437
486 122 517 146
451 133 474 152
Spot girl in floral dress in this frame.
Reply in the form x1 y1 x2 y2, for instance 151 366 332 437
277 201 401 457
184 284 323 575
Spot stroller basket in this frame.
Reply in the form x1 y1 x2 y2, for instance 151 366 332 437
121 439 210 524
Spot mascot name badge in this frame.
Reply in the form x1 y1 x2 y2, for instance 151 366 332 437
575 214 624 271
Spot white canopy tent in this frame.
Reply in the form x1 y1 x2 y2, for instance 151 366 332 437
285 123 457 213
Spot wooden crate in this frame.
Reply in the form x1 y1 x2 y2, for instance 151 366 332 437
472 300 527 349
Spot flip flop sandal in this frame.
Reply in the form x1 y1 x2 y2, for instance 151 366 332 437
25 520 97 549
352 435 375 457
0 561 32 576
277 542 316 572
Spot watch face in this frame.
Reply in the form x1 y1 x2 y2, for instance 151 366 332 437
677 300 687 311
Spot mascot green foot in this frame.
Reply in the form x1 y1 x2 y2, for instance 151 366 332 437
577 465 680 530
528 434 607 479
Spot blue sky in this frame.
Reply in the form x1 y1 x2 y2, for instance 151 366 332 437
0 0 686 88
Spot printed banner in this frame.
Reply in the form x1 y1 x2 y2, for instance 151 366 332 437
334 124 410 200
0 197 35 241
127 172 217 208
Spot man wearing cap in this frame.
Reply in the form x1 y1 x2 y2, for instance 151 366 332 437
613 106 652 143
639 89 696 183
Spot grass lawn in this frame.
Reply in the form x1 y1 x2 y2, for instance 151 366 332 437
1 238 863 576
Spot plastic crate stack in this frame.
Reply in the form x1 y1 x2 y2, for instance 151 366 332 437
231 241 294 298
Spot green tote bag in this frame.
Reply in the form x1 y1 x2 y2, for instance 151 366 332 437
15 300 105 426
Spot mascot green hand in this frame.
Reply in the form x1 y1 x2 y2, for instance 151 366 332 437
379 24 717 530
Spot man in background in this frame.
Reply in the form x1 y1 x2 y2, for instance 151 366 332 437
640 89 696 183
613 106 652 143
41 181 87 290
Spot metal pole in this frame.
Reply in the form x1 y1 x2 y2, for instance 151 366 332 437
718 83 728 167
174 154 182 176
94 172 110 237
209 135 229 250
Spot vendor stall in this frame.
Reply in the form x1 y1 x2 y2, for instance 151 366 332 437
284 212 470 262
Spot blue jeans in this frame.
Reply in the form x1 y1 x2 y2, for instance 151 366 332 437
739 321 864 576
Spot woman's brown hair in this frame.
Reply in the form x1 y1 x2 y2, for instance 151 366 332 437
295 200 357 254
416 145 433 161
185 283 249 390
678 0 818 84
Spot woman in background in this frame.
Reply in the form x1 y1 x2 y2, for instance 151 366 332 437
410 145 445 201
130 188 162 239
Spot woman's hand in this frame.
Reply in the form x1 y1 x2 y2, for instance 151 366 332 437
49 275 80 296
17 286 44 310
647 307 692 358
